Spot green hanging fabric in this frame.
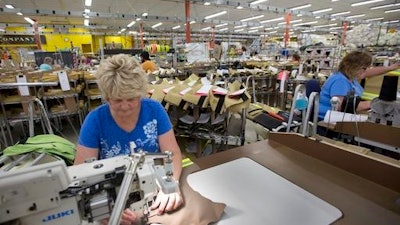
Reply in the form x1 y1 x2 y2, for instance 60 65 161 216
3 134 76 165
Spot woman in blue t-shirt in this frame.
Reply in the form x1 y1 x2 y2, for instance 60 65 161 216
319 51 400 120
39 57 53 71
74 54 183 224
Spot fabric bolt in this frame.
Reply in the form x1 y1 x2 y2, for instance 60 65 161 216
319 71 363 120
78 98 171 159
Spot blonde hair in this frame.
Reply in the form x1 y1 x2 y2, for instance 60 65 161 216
338 51 372 79
43 57 53 64
95 54 147 99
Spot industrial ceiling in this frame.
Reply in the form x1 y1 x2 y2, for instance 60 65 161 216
0 0 399 37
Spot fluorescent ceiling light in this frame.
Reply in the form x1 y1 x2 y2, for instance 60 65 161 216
331 11 351 17
120 28 126 32
314 23 337 28
383 20 399 23
329 27 342 30
219 28 228 31
5 4 14 9
190 21 196 24
290 4 312 11
151 22 162 28
234 24 246 28
268 31 277 34
260 17 284 23
371 3 400 10
366 17 384 21
250 0 268 5
16 12 23 16
236 6 243 9
385 8 400 13
204 2 211 5
346 14 365 19
24 17 35 25
201 26 211 31
250 26 264 30
235 29 244 32
85 0 92 7
302 30 316 33
127 21 136 27
84 9 90 13
293 21 319 26
204 11 227 19
312 8 333 14
248 30 259 33
84 19 89 26
142 12 148 17
240 15 264 22
278 19 302 25
351 0 385 7
172 25 181 30
215 23 228 28
136 18 141 21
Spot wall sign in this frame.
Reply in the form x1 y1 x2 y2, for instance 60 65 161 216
0 35 47 45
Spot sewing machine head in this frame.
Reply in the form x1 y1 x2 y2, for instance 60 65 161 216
0 151 178 225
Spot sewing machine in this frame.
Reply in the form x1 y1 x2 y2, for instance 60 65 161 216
0 150 178 225
368 73 400 126
369 97 400 126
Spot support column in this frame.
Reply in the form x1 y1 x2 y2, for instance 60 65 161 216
140 22 144 49
341 21 348 46
211 26 215 48
185 0 191 43
284 12 291 49
33 20 42 50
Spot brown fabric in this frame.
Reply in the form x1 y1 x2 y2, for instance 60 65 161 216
224 80 251 113
182 83 210 108
164 83 189 107
147 164 226 225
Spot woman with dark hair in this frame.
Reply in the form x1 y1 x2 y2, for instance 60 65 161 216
291 53 301 63
140 51 157 73
318 51 400 120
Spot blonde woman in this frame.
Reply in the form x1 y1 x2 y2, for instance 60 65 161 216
318 51 400 120
39 56 53 71
74 54 183 225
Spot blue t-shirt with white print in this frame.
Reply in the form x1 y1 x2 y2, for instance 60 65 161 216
78 98 171 159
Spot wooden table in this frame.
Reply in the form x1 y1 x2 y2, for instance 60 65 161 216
183 132 400 225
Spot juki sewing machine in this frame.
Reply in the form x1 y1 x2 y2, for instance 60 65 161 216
0 149 179 225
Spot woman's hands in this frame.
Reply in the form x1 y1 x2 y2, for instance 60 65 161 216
150 187 184 215
100 209 138 225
